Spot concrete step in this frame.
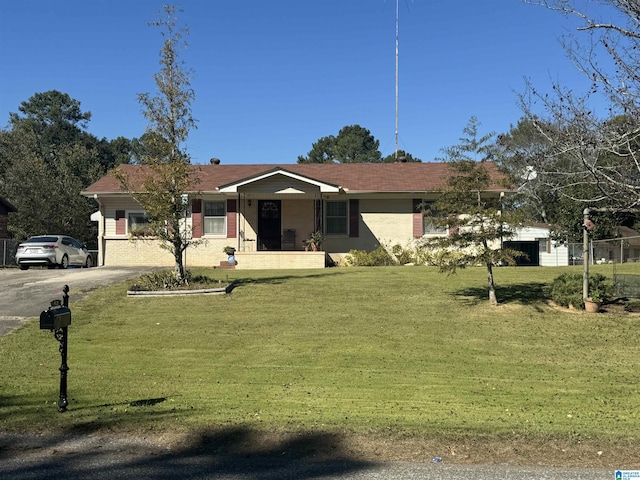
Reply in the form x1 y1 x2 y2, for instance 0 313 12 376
214 261 236 270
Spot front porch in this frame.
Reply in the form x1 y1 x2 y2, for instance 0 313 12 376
234 250 326 269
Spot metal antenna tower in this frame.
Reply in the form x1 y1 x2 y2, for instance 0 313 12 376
395 0 399 161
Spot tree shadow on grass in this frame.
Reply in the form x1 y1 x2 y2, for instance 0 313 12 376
226 269 350 290
452 282 549 307
0 426 374 479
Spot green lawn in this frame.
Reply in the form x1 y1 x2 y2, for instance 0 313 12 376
1 265 639 453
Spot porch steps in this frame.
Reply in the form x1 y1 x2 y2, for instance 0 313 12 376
214 260 236 270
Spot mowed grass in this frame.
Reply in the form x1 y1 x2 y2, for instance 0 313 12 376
1 265 639 446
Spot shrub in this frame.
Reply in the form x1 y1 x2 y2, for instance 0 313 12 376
391 244 416 265
129 270 192 291
546 272 613 309
128 270 224 291
345 246 396 266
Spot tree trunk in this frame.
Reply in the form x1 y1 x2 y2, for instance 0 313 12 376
486 262 498 306
173 239 185 282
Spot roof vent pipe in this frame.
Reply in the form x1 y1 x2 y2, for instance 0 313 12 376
210 158 221 165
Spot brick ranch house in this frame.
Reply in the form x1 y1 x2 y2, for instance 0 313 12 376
82 162 508 269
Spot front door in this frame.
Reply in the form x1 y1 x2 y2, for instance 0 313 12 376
258 200 281 250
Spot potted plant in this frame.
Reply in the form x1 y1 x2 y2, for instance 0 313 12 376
305 231 324 252
584 288 604 313
223 246 237 264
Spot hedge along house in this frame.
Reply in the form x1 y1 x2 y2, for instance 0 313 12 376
81 162 508 269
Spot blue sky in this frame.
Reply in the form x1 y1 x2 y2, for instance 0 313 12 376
0 1 604 165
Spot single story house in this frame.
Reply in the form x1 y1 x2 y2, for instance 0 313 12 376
0 196 17 238
82 162 508 269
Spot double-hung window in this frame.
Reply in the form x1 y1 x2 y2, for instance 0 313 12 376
204 200 226 235
326 201 348 235
421 201 447 234
128 212 152 235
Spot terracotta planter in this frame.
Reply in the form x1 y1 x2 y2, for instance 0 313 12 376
584 299 602 313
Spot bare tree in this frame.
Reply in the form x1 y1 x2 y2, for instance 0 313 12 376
521 1 640 212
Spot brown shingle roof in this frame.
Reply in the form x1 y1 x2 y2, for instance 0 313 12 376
82 162 509 195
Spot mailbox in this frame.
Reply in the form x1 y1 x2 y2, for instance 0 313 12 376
40 306 72 330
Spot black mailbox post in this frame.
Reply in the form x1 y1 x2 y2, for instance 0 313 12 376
40 285 71 412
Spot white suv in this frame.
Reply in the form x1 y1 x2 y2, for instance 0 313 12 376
15 235 92 270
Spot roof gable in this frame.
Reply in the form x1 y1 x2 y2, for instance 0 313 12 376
218 168 341 193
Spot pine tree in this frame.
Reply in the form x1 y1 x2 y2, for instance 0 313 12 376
425 117 523 305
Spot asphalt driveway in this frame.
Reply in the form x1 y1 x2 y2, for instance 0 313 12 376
0 266 157 335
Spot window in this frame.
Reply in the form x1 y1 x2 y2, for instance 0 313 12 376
326 201 347 235
421 201 447 234
204 200 226 235
537 237 550 254
129 213 152 235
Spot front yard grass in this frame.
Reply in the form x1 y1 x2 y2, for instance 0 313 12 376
1 265 639 466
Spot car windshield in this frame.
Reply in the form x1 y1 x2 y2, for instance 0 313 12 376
25 236 58 243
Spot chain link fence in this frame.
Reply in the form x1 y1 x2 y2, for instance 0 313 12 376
567 243 584 266
592 235 640 264
0 239 20 267
567 236 640 265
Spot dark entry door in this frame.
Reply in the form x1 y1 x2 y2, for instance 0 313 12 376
258 200 281 250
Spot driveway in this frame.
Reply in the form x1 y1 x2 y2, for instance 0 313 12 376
0 432 614 480
0 266 157 335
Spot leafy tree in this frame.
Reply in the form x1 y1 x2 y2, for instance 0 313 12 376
496 118 557 224
0 91 116 244
129 132 173 165
8 90 91 153
334 125 382 163
90 136 135 171
423 117 523 305
116 4 198 283
298 124 382 163
382 149 422 163
297 135 336 163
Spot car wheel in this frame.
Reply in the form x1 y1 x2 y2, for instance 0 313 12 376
59 255 69 269
84 255 92 268
19 265 29 270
